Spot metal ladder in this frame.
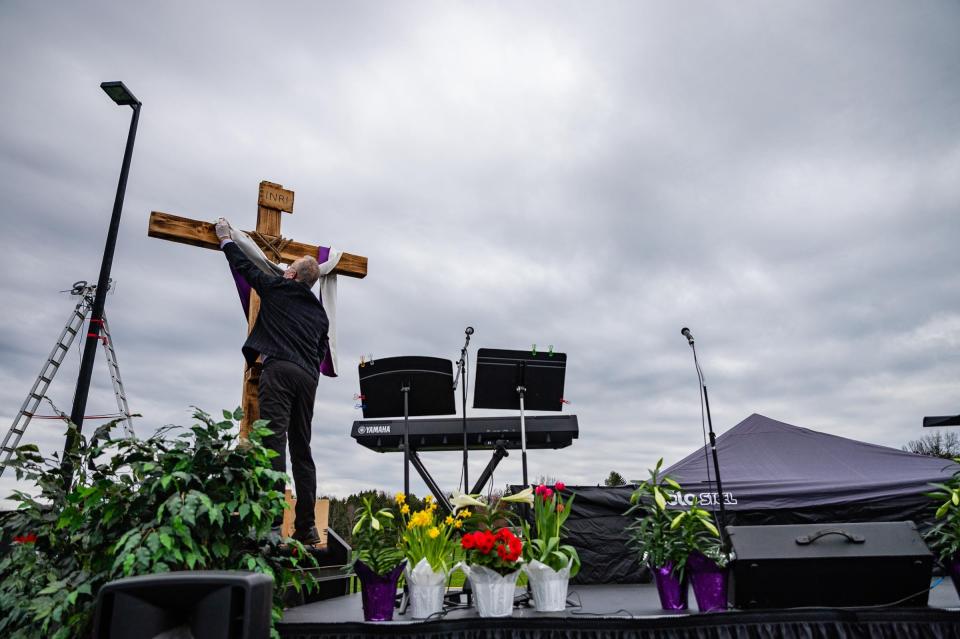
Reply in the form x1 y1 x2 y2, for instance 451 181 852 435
0 281 135 477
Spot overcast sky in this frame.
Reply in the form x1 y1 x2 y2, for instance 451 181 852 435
1 1 958 508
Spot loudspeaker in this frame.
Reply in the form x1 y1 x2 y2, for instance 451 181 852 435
726 521 933 609
93 570 272 639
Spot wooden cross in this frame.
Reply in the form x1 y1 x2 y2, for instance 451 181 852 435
148 180 367 439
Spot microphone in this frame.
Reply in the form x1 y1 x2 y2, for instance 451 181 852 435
681 327 694 345
452 327 474 391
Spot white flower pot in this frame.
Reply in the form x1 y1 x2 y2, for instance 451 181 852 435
459 563 520 617
523 558 571 612
405 558 447 619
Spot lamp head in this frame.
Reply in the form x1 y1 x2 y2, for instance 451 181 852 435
100 81 140 107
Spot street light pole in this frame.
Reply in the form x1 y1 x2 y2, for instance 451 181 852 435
62 82 141 487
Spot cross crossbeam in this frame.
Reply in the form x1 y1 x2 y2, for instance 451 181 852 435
147 212 367 278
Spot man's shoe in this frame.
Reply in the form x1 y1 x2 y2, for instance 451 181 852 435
292 526 322 546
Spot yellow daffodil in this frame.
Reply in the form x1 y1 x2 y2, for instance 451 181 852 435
395 492 406 504
409 510 432 528
424 495 433 504
453 520 463 529
445 515 455 525
457 509 472 519
428 527 440 539
400 503 410 514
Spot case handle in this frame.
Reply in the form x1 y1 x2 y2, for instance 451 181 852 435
795 528 865 545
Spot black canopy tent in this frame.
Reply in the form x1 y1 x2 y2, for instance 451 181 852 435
662 413 957 524
564 413 957 584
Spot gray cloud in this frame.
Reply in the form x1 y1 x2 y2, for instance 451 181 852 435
1 1 958 508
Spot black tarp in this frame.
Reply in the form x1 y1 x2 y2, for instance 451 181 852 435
564 413 958 584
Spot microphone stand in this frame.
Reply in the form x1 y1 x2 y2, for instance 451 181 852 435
685 331 729 546
452 328 472 492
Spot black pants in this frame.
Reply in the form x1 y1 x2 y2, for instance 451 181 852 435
258 358 318 533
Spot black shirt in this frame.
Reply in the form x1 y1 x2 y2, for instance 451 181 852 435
223 242 329 378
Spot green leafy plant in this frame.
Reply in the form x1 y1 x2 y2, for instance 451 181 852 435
0 408 316 639
517 483 581 576
349 496 404 575
669 496 726 569
624 458 687 575
925 458 960 562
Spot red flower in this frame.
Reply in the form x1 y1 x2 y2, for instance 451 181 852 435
476 531 495 554
541 487 554 500
13 533 36 544
502 533 522 561
555 482 565 492
535 485 546 496
465 528 523 566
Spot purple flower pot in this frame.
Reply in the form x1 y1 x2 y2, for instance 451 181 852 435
355 560 405 621
653 562 688 611
948 557 960 598
686 552 728 612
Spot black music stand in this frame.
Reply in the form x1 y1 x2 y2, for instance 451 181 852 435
359 356 455 497
473 348 566 487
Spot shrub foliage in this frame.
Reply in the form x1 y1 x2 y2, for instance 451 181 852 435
0 408 316 638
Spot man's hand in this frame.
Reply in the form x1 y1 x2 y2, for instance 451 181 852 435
214 217 232 242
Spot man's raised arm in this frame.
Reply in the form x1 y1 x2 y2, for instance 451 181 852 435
215 217 276 293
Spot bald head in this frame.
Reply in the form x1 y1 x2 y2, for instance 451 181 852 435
283 255 320 287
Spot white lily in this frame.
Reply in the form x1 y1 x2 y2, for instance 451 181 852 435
449 491 487 511
500 486 534 506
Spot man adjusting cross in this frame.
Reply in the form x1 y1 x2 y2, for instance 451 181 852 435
149 181 368 545
214 216 327 545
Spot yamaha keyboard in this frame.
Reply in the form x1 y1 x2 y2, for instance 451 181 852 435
351 414 578 453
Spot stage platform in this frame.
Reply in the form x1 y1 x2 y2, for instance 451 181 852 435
279 578 960 639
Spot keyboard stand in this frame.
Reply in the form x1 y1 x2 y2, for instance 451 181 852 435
407 442 510 514
470 444 509 494
407 450 453 513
